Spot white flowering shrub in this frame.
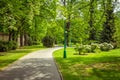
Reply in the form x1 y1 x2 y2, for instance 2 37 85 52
90 43 98 52
100 42 114 51
84 45 91 53
74 44 84 55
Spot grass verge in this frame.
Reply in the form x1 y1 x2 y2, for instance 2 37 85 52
53 48 120 80
0 45 45 70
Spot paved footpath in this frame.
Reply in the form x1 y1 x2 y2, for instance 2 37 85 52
0 47 62 80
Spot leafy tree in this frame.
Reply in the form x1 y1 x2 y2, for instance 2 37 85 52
100 0 116 43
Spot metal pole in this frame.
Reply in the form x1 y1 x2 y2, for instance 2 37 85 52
63 20 67 58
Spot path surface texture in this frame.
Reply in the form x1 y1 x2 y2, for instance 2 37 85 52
0 47 62 80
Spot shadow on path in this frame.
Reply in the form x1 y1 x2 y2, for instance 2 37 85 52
0 47 62 80
0 58 61 80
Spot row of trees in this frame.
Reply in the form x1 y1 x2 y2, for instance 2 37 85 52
0 0 120 47
0 0 63 47
60 0 120 47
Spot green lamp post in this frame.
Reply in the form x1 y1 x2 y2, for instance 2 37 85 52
63 20 67 58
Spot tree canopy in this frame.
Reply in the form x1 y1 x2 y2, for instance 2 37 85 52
0 0 120 47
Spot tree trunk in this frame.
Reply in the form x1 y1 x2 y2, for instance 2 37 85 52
24 33 29 46
9 31 12 41
89 0 96 41
66 19 71 46
20 33 24 47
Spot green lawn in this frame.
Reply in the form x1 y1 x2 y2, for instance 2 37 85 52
53 48 120 80
0 45 45 70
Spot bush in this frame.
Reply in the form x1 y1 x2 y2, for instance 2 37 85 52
78 45 84 55
84 45 91 53
83 44 98 53
0 41 8 52
90 43 98 52
74 42 114 55
75 43 100 54
100 42 113 51
111 42 117 49
74 43 79 52
42 36 54 47
74 44 84 55
0 41 18 52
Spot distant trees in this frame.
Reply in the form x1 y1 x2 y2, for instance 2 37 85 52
56 0 120 46
0 0 58 47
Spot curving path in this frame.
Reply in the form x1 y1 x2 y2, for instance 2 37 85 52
0 47 62 80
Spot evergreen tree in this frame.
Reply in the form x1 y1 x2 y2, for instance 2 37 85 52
101 0 116 43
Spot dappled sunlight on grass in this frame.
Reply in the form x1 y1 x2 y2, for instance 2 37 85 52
53 48 120 80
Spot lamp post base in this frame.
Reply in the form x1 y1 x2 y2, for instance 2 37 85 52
63 50 67 58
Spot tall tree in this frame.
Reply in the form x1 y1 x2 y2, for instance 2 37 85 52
101 0 116 43
89 0 96 40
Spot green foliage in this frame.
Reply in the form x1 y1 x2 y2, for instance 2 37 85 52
100 42 114 51
0 41 17 52
42 36 54 47
75 42 114 54
74 44 84 55
114 11 120 47
70 18 89 44
46 20 64 44
0 0 57 46
90 43 98 52
0 0 119 47
84 45 92 53
100 0 116 43
74 44 92 54
74 43 97 54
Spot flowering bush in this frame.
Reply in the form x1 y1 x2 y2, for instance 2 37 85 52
83 45 91 53
100 42 114 51
74 44 84 55
74 42 114 55
90 43 98 52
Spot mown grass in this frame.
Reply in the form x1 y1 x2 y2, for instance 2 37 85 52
53 48 120 80
0 45 45 70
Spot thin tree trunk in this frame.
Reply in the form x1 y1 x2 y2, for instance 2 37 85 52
66 15 71 46
20 33 24 47
24 33 29 46
89 0 96 41
9 31 12 41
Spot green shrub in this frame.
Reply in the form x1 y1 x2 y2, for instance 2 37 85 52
74 42 114 54
78 45 84 55
0 41 9 52
74 43 79 52
75 43 100 54
100 42 113 51
0 41 18 52
83 45 91 53
74 44 84 55
90 43 98 52
42 36 54 47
